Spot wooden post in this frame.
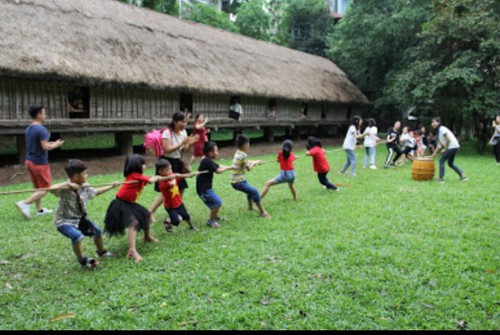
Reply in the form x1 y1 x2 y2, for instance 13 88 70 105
263 127 274 143
16 135 26 165
115 132 133 156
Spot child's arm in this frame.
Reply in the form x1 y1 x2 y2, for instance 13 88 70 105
175 170 207 179
216 165 234 174
148 175 175 183
246 160 264 171
95 181 120 195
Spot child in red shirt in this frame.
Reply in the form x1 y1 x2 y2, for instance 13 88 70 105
104 154 173 262
156 158 203 232
260 139 297 200
305 136 338 191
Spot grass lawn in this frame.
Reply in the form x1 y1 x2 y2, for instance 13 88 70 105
0 141 498 330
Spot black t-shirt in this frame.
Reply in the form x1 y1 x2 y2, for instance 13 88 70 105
386 127 400 148
196 157 219 195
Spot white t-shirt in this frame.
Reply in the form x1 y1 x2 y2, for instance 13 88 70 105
162 128 187 159
363 126 378 148
401 132 415 149
342 125 358 150
437 126 460 149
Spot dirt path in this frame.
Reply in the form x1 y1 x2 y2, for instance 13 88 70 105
0 138 342 187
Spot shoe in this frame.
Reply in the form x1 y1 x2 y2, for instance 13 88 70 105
460 176 468 182
215 216 227 222
436 178 445 183
370 165 377 170
96 250 115 258
16 201 31 219
164 219 173 232
207 220 221 228
189 225 198 231
79 257 99 269
36 208 53 216
338 170 345 175
349 173 356 177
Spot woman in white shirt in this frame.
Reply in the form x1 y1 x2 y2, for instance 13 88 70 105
340 115 365 177
431 117 468 183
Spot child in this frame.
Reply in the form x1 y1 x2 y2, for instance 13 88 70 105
49 159 119 269
104 154 172 262
230 134 270 218
398 126 416 165
306 136 338 191
260 139 297 200
156 158 203 232
189 114 210 167
196 141 234 228
362 117 379 169
339 115 365 176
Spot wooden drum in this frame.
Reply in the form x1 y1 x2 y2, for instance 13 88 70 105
411 157 435 181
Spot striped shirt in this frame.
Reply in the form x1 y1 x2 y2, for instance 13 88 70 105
230 149 248 184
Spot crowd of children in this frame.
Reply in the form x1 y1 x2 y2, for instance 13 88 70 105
13 113 471 267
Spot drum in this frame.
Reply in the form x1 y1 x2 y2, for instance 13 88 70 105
412 157 435 181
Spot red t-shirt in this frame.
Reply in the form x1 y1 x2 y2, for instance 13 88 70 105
307 146 330 173
159 175 183 209
116 172 151 203
278 151 296 171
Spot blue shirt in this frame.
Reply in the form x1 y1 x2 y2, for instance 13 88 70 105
25 124 50 165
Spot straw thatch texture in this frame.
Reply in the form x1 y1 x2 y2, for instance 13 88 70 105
0 0 369 105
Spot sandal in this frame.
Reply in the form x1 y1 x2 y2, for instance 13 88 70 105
79 257 99 269
164 219 173 233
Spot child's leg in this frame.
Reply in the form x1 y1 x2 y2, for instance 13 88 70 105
127 222 143 262
317 173 337 190
260 179 277 199
210 206 221 221
255 201 270 218
149 194 164 222
72 239 84 260
178 204 196 230
288 182 297 200
248 199 253 210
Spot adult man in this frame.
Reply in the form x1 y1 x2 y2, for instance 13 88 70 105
431 117 468 183
384 120 403 168
16 104 64 218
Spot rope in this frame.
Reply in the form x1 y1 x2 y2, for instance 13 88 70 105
0 171 209 195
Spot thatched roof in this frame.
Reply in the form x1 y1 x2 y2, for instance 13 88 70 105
0 0 369 105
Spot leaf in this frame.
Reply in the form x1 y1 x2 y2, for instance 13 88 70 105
50 313 76 322
177 320 198 327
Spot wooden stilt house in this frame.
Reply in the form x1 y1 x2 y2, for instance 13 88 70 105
0 0 370 162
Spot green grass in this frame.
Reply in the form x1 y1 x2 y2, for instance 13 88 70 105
0 141 498 330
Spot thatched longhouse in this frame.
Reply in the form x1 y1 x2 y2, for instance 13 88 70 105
0 0 369 157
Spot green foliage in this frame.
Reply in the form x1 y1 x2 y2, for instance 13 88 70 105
0 142 498 330
235 0 271 41
328 0 433 110
184 3 239 33
383 0 499 151
276 0 334 57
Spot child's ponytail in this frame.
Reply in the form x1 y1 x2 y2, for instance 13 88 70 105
282 139 293 160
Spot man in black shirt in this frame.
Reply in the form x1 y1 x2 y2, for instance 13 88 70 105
384 120 403 168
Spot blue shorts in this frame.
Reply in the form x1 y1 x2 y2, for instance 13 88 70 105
231 180 261 203
198 189 223 209
274 170 296 184
57 219 103 244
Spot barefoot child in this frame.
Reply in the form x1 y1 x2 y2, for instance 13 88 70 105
196 141 234 228
49 159 119 269
104 154 172 262
260 139 297 200
230 134 270 218
156 158 203 232
306 136 338 191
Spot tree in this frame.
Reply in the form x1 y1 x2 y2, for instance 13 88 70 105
183 3 239 33
277 0 334 57
383 0 499 152
235 0 271 41
328 0 433 124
